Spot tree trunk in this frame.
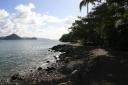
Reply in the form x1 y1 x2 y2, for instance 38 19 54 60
87 3 89 14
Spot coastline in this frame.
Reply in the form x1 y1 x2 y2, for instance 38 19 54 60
0 44 87 85
1 44 128 85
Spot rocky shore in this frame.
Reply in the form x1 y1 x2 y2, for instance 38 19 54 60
1 44 128 85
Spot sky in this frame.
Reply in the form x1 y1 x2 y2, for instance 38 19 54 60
0 0 88 40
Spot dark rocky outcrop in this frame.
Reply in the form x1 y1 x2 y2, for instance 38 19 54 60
52 44 128 85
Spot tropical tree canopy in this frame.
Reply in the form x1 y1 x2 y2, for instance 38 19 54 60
60 0 128 50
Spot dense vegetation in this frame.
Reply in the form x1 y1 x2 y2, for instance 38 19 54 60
60 0 128 50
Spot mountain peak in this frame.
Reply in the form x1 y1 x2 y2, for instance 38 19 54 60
0 34 37 40
4 34 22 40
11 34 18 36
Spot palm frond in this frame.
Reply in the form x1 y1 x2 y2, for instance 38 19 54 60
80 0 87 11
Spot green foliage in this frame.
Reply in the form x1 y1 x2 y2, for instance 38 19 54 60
60 0 128 50
59 33 77 42
59 34 71 42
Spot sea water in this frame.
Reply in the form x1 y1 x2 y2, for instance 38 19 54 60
0 39 61 79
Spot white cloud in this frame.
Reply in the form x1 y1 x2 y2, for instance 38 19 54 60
63 16 77 28
15 3 35 13
0 3 77 39
0 9 9 19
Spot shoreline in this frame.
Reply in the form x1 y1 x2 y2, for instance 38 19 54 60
0 48 60 79
1 44 128 85
0 44 86 85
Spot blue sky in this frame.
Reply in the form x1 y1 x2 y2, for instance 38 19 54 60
0 0 86 18
0 0 88 39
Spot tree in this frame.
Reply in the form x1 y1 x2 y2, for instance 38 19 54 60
60 0 128 50
80 0 101 13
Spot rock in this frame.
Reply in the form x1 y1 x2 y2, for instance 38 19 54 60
90 48 108 57
71 70 78 75
58 81 72 85
10 73 22 81
64 57 71 63
37 67 42 71
66 60 84 71
46 61 50 63
59 66 72 74
45 67 56 72
30 70 33 72
53 56 57 60
51 44 73 52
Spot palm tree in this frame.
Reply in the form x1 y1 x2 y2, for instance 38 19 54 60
80 0 89 14
80 0 102 14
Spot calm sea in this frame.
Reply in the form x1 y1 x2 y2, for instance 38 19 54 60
0 39 61 79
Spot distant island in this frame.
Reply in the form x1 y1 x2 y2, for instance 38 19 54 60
0 34 37 40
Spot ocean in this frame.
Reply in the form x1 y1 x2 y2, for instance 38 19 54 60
0 39 61 79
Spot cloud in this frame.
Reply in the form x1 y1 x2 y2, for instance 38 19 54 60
0 9 9 19
15 3 35 13
0 3 77 39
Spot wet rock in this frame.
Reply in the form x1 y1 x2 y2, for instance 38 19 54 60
30 69 33 72
53 56 57 60
45 67 56 72
46 61 50 63
10 73 22 81
37 67 42 71
51 44 73 52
